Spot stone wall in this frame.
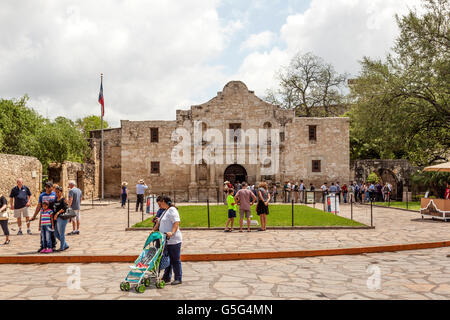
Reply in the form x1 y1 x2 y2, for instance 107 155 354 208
0 154 42 206
91 81 352 202
351 159 417 200
90 128 122 198
284 117 350 187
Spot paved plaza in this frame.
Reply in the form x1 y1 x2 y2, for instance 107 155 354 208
0 202 449 300
0 202 448 256
0 247 449 300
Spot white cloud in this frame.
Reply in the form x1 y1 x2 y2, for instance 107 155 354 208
0 0 237 126
234 0 423 97
240 31 276 51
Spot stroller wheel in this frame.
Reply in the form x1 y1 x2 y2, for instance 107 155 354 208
144 278 151 287
156 280 165 289
135 284 146 293
122 282 130 292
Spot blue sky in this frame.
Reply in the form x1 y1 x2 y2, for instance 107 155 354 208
0 0 422 127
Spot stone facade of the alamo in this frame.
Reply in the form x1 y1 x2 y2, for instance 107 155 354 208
91 81 350 201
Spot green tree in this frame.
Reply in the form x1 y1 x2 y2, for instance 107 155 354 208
76 115 109 139
0 97 90 171
265 52 348 117
0 96 43 157
349 0 450 165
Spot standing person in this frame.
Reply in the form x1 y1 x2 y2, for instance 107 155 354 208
9 178 32 235
224 189 237 232
152 196 182 285
293 182 299 203
68 181 82 235
376 182 383 202
271 184 277 203
299 180 305 203
320 182 328 202
342 184 348 203
235 182 257 232
348 182 355 203
136 179 148 212
31 182 57 252
121 182 128 208
38 201 54 253
336 182 341 203
53 186 69 251
256 182 270 231
0 194 10 244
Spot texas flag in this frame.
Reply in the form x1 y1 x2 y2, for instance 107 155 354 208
98 77 104 117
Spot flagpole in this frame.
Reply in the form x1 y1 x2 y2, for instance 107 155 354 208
101 73 104 200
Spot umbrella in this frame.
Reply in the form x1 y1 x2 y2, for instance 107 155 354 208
423 162 450 172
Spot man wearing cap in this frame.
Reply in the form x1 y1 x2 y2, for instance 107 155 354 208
31 182 57 251
136 179 148 212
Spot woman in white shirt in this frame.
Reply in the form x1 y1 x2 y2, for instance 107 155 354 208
152 196 182 285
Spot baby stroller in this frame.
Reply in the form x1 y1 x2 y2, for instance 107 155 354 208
120 231 169 293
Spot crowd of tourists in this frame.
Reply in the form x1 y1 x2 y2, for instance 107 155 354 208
0 178 82 251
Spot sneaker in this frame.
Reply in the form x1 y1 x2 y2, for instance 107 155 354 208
171 280 182 285
67 231 74 236
40 249 48 254
74 230 80 235
17 230 23 235
27 229 32 235
37 248 43 253
46 248 53 253
63 246 69 251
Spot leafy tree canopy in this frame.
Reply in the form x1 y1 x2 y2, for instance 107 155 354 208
76 115 109 139
348 0 450 166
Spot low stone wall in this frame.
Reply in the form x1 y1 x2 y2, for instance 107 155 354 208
0 154 42 206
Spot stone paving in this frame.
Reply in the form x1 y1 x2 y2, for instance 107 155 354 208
0 202 448 257
0 247 448 300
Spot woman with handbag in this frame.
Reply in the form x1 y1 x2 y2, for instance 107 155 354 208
53 186 70 251
152 196 182 286
0 194 10 245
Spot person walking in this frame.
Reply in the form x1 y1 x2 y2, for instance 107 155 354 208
152 196 182 286
136 179 148 212
9 178 32 235
121 182 128 208
235 182 257 232
68 181 82 235
256 182 270 231
0 194 10 245
53 186 69 251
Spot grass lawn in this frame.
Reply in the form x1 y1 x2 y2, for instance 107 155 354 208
374 201 421 211
133 204 365 228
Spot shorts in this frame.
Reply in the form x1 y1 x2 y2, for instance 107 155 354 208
228 209 236 219
14 207 29 218
71 210 80 221
256 201 269 215
239 208 251 219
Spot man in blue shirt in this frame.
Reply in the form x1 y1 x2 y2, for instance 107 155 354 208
9 178 32 235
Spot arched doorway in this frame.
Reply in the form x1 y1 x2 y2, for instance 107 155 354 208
377 168 400 200
224 165 247 184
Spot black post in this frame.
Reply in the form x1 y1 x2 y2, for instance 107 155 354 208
291 199 294 227
313 191 316 209
127 198 130 228
152 195 155 215
334 194 337 215
142 202 144 222
351 196 353 221
207 198 210 229
92 191 94 209
370 198 373 227
174 191 176 206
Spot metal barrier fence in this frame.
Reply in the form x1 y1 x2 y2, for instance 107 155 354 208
124 190 373 228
